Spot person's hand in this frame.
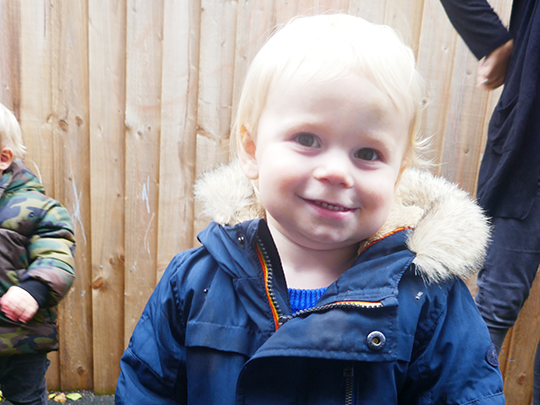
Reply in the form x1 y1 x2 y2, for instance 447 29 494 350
477 39 514 90
0 286 39 323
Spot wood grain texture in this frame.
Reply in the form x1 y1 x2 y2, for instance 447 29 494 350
50 0 93 390
348 0 388 23
416 0 460 168
437 39 489 194
383 0 425 55
0 0 19 114
89 0 127 394
17 0 55 193
275 0 319 22
502 269 540 405
193 0 238 238
123 0 163 344
231 0 276 148
156 0 200 281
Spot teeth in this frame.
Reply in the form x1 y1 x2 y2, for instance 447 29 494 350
314 201 349 211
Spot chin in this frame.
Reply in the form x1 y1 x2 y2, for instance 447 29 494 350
302 235 363 251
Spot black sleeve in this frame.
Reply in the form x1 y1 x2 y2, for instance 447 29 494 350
440 0 513 59
18 279 50 308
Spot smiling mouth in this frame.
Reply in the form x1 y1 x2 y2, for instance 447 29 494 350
311 200 352 212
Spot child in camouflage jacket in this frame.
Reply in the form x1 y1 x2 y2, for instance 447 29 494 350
0 103 75 405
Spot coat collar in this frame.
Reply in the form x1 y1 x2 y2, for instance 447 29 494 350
196 220 418 363
195 161 490 284
0 159 44 199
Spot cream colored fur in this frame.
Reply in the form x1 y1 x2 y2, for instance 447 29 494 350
194 161 490 283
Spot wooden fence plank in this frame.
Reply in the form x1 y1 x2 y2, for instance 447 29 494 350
348 0 387 23
50 0 93 390
384 0 425 55
276 0 348 21
275 0 318 22
437 40 490 193
416 0 460 168
502 269 540 405
313 0 349 14
124 0 164 344
17 0 55 193
156 0 200 280
231 0 277 152
89 0 127 394
194 0 238 237
0 0 19 114
196 0 238 169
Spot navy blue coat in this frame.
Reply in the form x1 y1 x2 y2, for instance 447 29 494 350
116 217 504 404
441 0 540 219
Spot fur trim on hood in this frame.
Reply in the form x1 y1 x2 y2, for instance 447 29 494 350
194 161 490 284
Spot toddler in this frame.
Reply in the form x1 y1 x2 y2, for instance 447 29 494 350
0 103 75 405
116 14 504 404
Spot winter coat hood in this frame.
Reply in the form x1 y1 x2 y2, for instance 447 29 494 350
194 161 490 284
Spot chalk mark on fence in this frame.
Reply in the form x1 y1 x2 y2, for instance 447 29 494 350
71 170 87 245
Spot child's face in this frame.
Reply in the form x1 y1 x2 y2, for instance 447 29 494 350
241 73 410 251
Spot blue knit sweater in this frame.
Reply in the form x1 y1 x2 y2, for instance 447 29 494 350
288 287 328 315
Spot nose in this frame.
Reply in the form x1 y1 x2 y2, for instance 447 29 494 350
313 154 354 188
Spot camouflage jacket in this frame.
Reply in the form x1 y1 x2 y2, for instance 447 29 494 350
0 159 75 356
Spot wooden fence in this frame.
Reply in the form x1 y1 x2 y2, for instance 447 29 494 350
1 0 538 402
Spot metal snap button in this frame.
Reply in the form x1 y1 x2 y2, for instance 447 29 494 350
366 331 386 351
237 234 246 248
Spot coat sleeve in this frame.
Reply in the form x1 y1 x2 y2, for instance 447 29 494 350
439 0 512 59
22 196 76 307
116 254 189 405
402 279 505 404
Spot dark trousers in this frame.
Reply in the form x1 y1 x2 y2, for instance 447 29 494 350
475 185 540 404
475 208 540 335
0 353 49 405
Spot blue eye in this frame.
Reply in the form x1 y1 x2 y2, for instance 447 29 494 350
295 133 320 148
355 148 380 161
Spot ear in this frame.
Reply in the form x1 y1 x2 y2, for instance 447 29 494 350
237 125 259 180
0 147 14 171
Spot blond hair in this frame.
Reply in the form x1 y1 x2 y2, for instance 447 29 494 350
234 14 426 167
0 103 26 159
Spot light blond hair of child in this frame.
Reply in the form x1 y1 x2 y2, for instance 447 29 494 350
233 14 425 169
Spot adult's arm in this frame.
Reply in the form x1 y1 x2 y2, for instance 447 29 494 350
440 0 514 88
440 0 512 59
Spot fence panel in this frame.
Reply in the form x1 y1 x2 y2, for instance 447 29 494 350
88 0 127 393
